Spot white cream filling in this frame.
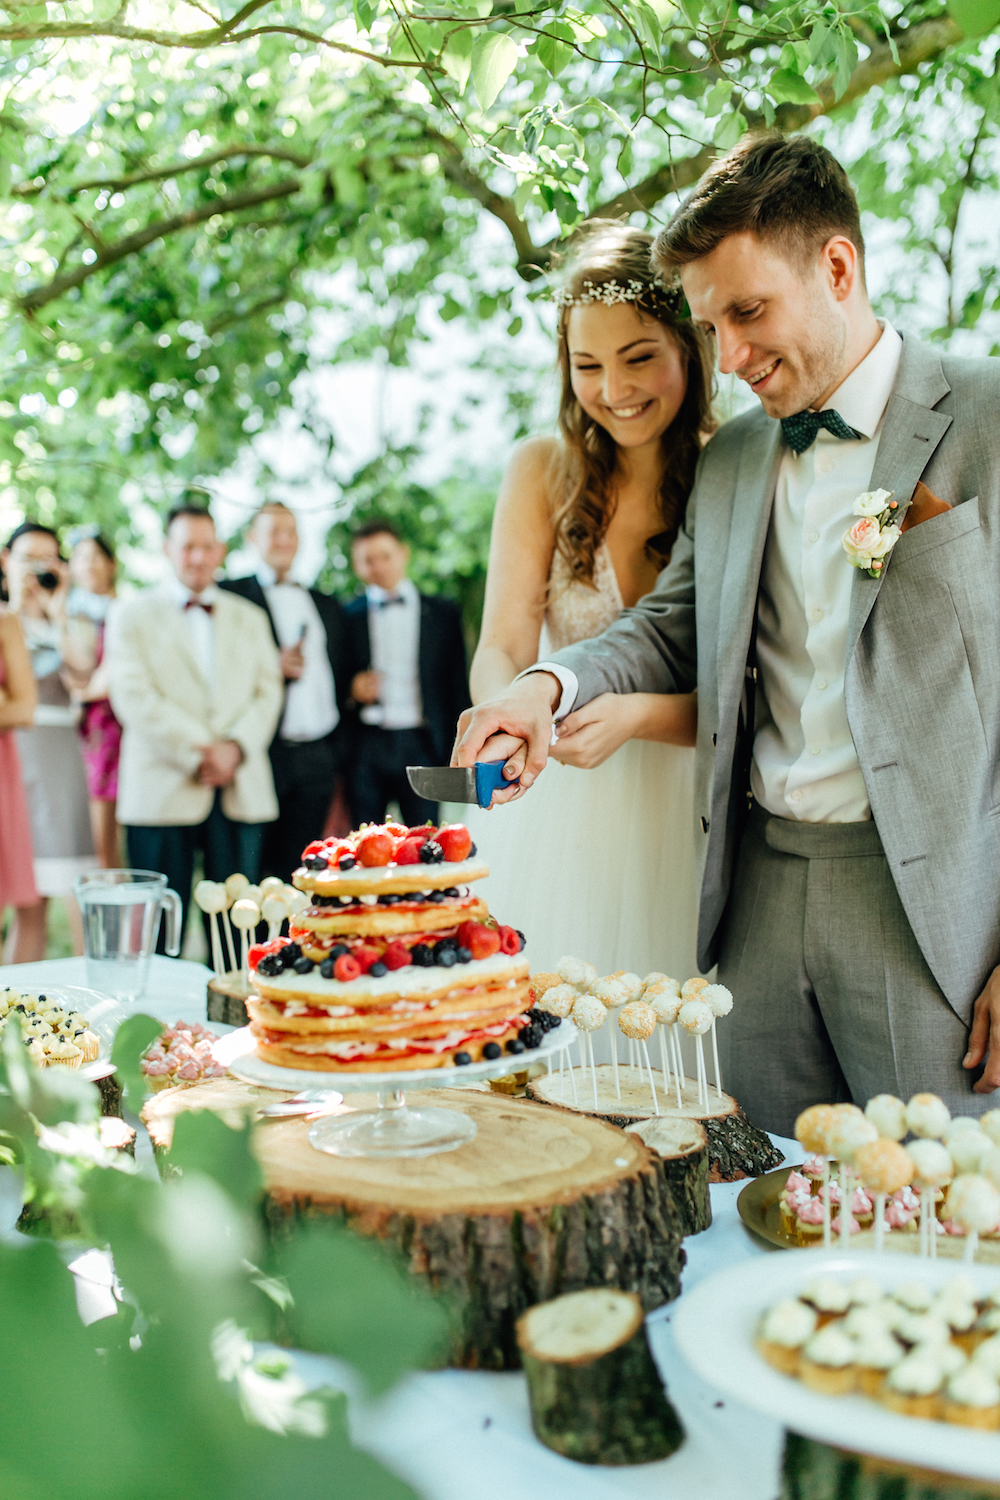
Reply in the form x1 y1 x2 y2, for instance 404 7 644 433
279 1018 515 1057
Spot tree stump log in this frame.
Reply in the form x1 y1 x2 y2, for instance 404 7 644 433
143 1080 686 1370
781 1432 1000 1500
527 1064 782 1182
517 1288 684 1465
206 973 250 1027
624 1117 711 1235
96 1071 123 1118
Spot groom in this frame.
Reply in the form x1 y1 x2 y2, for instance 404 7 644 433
454 133 1000 1137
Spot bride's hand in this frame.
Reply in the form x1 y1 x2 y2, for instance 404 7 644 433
551 694 640 769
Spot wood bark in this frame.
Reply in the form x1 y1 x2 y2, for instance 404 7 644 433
624 1117 711 1236
517 1289 684 1465
781 1431 1000 1500
96 1070 123 1117
527 1064 782 1182
206 974 250 1027
144 1080 686 1370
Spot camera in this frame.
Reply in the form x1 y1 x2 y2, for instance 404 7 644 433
27 564 60 591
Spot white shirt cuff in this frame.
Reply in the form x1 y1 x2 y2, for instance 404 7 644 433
514 663 579 722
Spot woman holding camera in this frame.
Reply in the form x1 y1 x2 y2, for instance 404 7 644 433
0 522 96 960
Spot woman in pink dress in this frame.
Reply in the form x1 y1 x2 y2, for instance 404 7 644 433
64 530 122 868
0 606 41 961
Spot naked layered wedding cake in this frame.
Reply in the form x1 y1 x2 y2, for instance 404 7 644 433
246 821 558 1071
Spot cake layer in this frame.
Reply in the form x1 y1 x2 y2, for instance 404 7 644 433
251 951 529 1007
247 982 529 1040
292 855 489 899
295 894 488 938
254 1017 528 1072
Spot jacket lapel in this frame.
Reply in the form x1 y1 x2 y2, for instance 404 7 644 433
715 415 782 709
845 338 953 668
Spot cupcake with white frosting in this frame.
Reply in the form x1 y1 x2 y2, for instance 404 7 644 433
883 1347 945 1419
800 1323 857 1396
755 1298 818 1376
943 1363 1000 1430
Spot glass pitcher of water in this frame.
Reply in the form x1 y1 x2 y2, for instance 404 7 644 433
74 869 182 1000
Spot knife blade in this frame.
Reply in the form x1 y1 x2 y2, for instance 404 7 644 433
406 758 519 809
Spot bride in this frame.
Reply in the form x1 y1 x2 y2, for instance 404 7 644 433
464 222 715 981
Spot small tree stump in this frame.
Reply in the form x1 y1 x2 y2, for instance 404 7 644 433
527 1064 782 1182
96 1071 123 1118
624 1117 711 1236
206 973 250 1027
144 1080 686 1370
781 1432 1000 1500
517 1288 684 1465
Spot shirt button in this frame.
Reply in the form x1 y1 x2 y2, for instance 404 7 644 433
790 790 802 802
810 747 820 756
811 608 823 622
816 680 828 690
809 531 820 543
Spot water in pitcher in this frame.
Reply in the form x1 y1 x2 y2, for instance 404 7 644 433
79 882 165 999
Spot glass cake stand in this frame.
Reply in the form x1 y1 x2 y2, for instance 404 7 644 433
223 1021 577 1159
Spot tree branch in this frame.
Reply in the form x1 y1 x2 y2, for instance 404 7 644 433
429 133 541 272
16 178 300 313
15 143 315 198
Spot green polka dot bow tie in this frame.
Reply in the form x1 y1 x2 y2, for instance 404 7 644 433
780 408 862 455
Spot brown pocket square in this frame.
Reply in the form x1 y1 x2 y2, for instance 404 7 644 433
900 480 951 532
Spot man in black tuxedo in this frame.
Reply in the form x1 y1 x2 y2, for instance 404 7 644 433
344 519 470 826
221 502 347 877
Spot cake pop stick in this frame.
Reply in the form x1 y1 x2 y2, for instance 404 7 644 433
231 897 260 994
644 979 683 1108
678 999 713 1113
592 977 628 1100
854 1139 914 1253
795 1105 838 1248
825 1105 877 1250
193 880 227 978
908 1139 952 1259
222 873 248 973
701 984 733 1099
260 893 288 943
571 995 606 1107
948 1174 1000 1264
619 1001 659 1116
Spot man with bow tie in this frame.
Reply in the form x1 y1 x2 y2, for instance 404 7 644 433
343 519 470 827
455 134 1000 1135
106 504 283 939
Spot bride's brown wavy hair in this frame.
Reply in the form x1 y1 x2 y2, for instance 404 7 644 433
553 221 716 585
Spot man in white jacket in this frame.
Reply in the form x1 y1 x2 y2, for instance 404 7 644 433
106 504 283 938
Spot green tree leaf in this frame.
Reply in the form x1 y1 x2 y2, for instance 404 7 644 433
441 27 473 93
472 33 519 110
110 1013 164 1108
713 109 747 148
768 67 821 104
950 0 1000 34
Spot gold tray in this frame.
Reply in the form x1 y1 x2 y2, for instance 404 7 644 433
737 1166 1000 1261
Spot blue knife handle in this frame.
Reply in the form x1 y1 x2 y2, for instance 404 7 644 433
474 759 518 809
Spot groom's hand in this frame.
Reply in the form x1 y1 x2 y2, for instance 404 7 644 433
452 672 560 804
964 965 1000 1092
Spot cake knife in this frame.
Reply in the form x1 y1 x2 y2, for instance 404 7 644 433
405 758 519 810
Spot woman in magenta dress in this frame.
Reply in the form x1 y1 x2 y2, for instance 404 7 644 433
0 605 41 962
64 529 122 868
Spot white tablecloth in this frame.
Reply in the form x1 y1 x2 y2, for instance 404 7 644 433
0 957 801 1498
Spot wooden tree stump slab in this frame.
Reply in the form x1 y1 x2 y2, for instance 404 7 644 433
527 1064 782 1182
96 1071 124 1118
259 1090 685 1370
206 974 250 1027
781 1432 1000 1500
142 1076 293 1148
624 1117 711 1236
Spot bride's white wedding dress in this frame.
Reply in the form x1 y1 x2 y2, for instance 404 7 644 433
468 543 699 983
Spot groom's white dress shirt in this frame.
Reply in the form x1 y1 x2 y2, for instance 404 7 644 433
254 562 339 743
361 579 423 730
529 321 903 826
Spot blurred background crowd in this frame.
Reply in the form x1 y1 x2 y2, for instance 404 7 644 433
0 503 470 964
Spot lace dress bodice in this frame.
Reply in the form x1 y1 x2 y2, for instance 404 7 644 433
543 543 624 654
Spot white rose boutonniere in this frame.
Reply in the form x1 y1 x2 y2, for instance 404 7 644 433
842 489 901 577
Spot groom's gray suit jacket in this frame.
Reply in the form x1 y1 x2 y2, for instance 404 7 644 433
550 336 1000 1022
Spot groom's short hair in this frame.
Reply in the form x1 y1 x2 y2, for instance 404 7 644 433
654 134 865 276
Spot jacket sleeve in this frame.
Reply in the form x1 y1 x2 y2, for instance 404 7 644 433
223 609 284 757
105 603 210 776
548 476 699 709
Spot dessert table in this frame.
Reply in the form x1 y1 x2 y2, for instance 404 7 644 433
0 955 801 1499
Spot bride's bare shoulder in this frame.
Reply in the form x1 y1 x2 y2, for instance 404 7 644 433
502 435 568 509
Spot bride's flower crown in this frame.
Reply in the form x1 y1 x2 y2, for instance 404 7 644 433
552 276 684 313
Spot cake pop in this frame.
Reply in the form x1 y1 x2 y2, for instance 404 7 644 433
260 893 288 943
795 1105 839 1248
591 977 628 1095
678 998 713 1112
618 1001 659 1115
906 1093 951 1140
571 994 605 1106
981 1111 1000 1148
646 991 682 1107
539 983 579 1019
556 956 598 991
949 1130 993 1176
193 879 227 977
700 983 732 1099
825 1106 878 1249
643 977 684 1102
230 897 261 993
284 886 310 918
865 1094 907 1142
909 1139 953 1258
611 972 644 1003
259 876 285 898
853 1139 914 1252
980 1145 1000 1192
221 873 248 971
948 1174 1000 1264
680 977 708 1001
530 973 562 1006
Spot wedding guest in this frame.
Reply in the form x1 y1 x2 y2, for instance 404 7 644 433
221 502 347 879
465 223 708 978
61 528 122 869
1 522 96 959
344 520 470 827
0 604 41 963
105 504 283 940
457 133 1000 1133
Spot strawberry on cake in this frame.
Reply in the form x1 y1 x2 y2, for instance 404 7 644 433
246 821 559 1072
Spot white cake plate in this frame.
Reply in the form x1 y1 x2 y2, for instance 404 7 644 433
222 1021 578 1159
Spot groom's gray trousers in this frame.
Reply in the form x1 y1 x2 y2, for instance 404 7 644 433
716 803 983 1139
